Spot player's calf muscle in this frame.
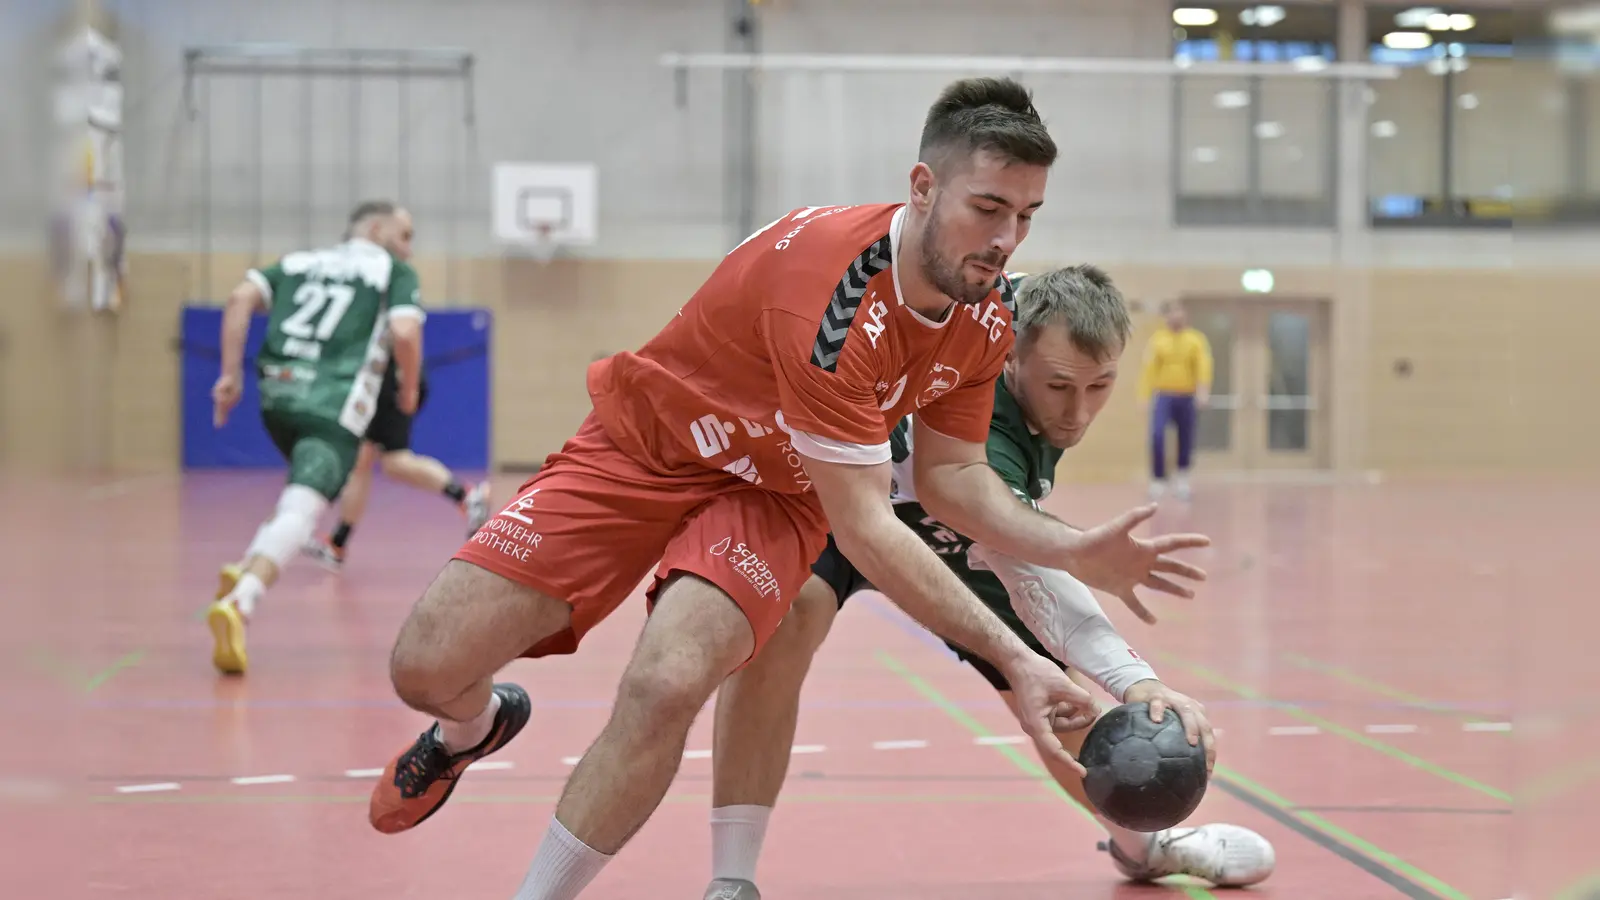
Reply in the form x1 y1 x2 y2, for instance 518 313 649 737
389 560 569 712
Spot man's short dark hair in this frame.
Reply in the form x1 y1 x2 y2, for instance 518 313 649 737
345 200 397 238
918 77 1058 178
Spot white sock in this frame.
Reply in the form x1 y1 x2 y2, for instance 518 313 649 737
1103 820 1154 865
710 804 771 882
512 815 614 900
227 573 266 619
437 690 502 753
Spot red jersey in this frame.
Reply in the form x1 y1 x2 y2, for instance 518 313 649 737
587 203 1017 495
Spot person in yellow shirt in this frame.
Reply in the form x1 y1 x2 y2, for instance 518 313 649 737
1138 301 1212 501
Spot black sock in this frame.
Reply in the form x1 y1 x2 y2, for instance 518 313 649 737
331 522 354 549
442 481 466 503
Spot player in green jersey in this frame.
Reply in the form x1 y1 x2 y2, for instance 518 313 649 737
206 200 426 675
701 267 1274 898
300 206 493 572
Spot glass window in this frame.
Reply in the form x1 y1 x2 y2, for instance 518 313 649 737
1171 2 1339 227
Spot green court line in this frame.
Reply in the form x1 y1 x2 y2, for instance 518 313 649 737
1211 766 1469 900
1161 654 1512 804
1283 654 1503 724
82 651 146 692
876 651 1217 900
28 649 146 693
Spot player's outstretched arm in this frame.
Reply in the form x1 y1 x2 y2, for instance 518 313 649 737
967 543 1156 701
804 452 1097 770
911 419 1212 615
969 544 1217 766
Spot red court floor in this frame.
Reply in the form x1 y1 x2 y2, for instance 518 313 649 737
6 471 1590 899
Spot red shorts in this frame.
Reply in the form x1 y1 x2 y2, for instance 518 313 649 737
454 414 829 662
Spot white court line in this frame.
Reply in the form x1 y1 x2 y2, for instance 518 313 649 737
345 768 383 778
1269 726 1321 736
468 761 515 771
1464 722 1512 733
115 782 181 794
790 744 826 755
975 735 1026 746
1364 724 1420 735
230 774 296 786
682 749 713 760
872 740 929 751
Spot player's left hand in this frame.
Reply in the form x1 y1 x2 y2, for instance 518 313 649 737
211 372 242 428
1062 504 1211 621
999 651 1100 777
1125 679 1216 773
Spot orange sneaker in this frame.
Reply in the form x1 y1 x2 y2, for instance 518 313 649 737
368 683 532 834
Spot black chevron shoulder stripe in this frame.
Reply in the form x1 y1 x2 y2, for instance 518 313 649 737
809 234 894 372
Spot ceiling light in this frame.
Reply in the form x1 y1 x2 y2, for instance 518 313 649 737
1383 31 1434 50
1240 5 1286 27
1292 55 1329 72
1457 92 1479 110
1193 147 1220 164
1173 8 1219 27
1448 13 1475 30
1371 120 1398 138
1213 90 1251 109
1394 7 1441 28
1425 12 1453 30
1255 121 1285 140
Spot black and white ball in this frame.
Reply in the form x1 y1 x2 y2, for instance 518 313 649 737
1079 701 1209 832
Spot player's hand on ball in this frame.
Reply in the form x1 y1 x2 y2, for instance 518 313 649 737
1000 652 1099 777
1125 679 1216 774
1062 504 1210 623
211 372 242 428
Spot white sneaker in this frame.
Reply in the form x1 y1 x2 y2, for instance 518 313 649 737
1105 824 1276 887
703 879 760 900
1174 475 1192 501
1149 480 1167 501
463 481 492 536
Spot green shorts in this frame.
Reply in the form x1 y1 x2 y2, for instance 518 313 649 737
260 409 362 501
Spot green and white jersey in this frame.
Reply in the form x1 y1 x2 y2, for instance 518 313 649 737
889 373 1064 519
245 237 425 437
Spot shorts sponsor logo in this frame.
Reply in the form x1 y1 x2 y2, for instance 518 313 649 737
724 540 781 601
472 488 543 562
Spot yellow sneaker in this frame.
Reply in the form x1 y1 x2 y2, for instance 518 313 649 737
216 563 242 601
206 600 248 675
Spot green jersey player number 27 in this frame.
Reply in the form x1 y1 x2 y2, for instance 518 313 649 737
206 200 425 677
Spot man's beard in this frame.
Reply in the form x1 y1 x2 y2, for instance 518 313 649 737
918 206 1005 306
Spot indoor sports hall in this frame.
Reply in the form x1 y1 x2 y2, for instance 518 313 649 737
4 1 1594 898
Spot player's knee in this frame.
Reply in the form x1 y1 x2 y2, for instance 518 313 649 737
378 449 412 477
763 576 838 665
615 645 721 731
388 583 466 711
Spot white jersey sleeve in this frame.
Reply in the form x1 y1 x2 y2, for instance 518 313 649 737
966 543 1159 701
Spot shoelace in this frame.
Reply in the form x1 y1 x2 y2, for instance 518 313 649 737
393 731 457 799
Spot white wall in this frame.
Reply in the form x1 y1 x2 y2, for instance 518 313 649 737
6 0 1586 274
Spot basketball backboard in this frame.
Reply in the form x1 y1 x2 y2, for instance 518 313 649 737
492 162 597 254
